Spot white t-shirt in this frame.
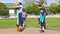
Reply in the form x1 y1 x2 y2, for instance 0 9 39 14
17 5 23 13
22 11 27 17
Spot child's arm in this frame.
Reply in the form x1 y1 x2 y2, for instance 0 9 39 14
38 18 40 24
22 12 27 19
24 13 27 19
14 5 20 8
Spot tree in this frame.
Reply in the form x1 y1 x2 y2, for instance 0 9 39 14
25 4 40 15
0 2 9 16
48 3 58 14
58 5 60 13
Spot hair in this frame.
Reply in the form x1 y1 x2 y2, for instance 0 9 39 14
18 2 22 5
40 8 44 10
22 8 25 12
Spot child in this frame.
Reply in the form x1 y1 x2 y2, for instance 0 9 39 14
19 8 27 31
22 8 27 29
15 2 23 32
38 9 45 32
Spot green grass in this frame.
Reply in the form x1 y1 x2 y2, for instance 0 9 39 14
0 18 60 29
0 19 16 29
46 18 60 28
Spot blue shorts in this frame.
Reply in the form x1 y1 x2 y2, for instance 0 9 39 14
40 22 45 27
38 18 45 27
18 13 24 26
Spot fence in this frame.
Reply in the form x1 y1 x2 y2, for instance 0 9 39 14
0 15 60 19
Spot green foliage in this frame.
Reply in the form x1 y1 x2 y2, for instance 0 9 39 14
25 4 40 15
0 3 9 16
48 3 58 14
58 5 60 13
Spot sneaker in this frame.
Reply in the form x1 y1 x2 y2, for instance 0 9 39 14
20 28 23 32
42 30 45 32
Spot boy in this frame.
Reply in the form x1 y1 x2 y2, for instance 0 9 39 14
38 9 45 32
15 2 23 32
21 8 27 30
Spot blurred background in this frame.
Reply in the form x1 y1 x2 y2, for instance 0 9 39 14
0 0 60 18
0 0 60 28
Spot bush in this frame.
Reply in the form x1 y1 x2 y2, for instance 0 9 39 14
0 2 9 16
58 5 60 13
25 4 40 15
48 3 58 14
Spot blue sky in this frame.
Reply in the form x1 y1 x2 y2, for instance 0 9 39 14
0 0 17 3
0 0 59 6
47 0 58 6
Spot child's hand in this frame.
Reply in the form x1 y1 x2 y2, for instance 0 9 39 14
38 22 40 24
38 21 40 24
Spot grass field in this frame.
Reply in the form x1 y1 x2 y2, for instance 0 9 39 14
0 18 60 29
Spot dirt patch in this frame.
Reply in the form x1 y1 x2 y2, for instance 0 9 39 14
0 27 60 34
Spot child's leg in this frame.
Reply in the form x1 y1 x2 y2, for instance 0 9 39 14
16 13 20 32
17 13 19 25
19 13 22 31
42 27 45 31
43 20 46 29
23 19 26 28
20 22 23 29
41 23 45 32
19 17 24 31
20 22 24 31
16 25 20 32
23 23 25 28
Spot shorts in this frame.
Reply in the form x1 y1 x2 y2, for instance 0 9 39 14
18 13 24 26
40 22 45 27
38 18 45 27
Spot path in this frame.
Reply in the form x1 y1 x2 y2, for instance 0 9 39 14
0 27 60 34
